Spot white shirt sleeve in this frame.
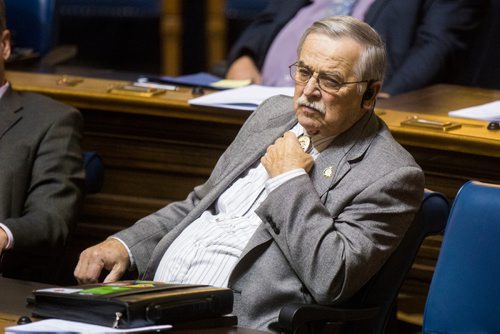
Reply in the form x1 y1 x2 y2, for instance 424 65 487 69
265 168 306 194
107 236 136 270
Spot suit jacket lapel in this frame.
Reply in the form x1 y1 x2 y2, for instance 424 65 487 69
226 110 297 175
0 87 23 140
309 111 380 199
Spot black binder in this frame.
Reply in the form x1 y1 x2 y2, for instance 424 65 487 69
30 280 235 329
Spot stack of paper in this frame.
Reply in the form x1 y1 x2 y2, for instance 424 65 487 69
189 85 295 111
448 100 500 121
6 319 172 333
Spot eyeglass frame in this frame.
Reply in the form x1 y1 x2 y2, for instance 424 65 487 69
288 61 376 94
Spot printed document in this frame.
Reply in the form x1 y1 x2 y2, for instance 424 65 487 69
448 100 500 121
188 85 294 111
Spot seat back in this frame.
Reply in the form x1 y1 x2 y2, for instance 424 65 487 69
58 0 160 18
5 0 58 56
423 181 500 333
83 151 104 194
348 191 449 333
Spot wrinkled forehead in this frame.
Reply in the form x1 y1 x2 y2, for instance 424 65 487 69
299 34 363 74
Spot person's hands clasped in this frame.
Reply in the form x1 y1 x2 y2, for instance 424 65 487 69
226 55 262 84
74 238 130 284
261 132 314 178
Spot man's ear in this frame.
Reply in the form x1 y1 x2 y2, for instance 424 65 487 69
361 80 382 110
1 30 11 61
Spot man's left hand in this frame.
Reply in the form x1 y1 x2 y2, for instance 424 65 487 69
261 132 314 177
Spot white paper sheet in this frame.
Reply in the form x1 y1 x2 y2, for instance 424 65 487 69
448 100 500 121
188 84 294 111
6 319 172 333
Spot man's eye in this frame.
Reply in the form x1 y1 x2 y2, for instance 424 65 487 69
321 77 341 88
297 67 311 77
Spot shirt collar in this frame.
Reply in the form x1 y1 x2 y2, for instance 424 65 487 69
297 123 337 152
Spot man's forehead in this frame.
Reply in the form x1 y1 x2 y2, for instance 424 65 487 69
299 35 361 72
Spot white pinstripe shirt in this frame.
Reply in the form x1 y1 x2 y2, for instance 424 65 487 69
151 124 334 287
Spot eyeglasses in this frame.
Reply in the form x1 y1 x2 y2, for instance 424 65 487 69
289 62 371 94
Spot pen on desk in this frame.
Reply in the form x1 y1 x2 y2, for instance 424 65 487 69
133 81 177 91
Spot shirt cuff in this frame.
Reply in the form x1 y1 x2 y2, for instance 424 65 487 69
0 223 14 250
265 168 306 194
107 236 136 270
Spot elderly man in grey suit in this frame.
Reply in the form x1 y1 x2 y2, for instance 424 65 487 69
0 0 84 282
75 16 424 331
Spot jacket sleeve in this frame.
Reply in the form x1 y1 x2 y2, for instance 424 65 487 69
3 108 84 250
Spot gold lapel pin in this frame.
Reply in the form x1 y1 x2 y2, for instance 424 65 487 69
323 166 334 178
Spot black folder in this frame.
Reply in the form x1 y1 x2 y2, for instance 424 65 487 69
30 280 234 329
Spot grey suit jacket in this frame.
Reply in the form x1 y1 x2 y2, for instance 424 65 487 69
0 87 84 279
115 95 424 330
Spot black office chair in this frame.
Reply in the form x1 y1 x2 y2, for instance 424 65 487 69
277 191 450 334
82 151 104 194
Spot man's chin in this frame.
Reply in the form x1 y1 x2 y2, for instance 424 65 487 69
298 120 320 136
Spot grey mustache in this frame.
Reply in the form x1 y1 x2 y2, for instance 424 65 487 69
297 96 326 115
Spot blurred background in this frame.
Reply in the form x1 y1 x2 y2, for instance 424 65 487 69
5 0 268 78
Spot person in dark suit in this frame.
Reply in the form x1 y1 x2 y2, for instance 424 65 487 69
75 16 424 330
226 0 485 96
0 0 85 282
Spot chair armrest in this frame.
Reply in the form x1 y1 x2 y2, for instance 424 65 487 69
278 303 379 332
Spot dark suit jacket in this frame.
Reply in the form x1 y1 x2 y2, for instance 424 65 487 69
227 0 485 95
0 87 84 282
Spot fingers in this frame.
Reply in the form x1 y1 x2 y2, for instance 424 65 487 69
74 239 130 285
104 264 127 283
262 132 314 177
74 245 104 284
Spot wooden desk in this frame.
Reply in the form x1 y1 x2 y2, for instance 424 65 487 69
6 71 500 325
0 277 267 333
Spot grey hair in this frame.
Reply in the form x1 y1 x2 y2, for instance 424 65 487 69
297 16 386 92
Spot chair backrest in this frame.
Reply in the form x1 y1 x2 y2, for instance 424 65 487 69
83 151 104 194
423 181 500 333
58 0 160 18
347 190 449 333
5 0 59 56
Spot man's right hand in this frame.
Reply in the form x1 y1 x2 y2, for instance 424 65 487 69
74 238 130 284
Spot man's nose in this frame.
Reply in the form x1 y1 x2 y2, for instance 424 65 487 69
303 76 321 96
